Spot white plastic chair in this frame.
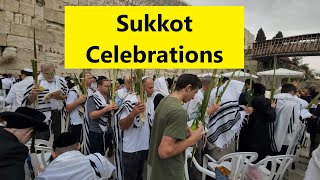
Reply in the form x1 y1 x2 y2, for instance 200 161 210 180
202 152 258 180
286 121 306 155
26 139 51 148
244 155 294 180
184 147 216 180
26 139 53 176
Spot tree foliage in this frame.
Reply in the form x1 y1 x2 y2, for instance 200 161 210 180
281 57 314 79
272 31 284 39
255 28 267 42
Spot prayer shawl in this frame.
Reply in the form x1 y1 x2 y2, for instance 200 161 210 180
149 77 169 127
294 95 312 119
114 94 142 180
35 151 115 180
61 85 95 133
304 144 320 180
271 93 301 152
207 80 245 149
153 77 170 97
81 91 110 155
21 76 68 123
146 96 155 128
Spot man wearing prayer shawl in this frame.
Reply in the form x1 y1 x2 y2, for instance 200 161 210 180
81 78 117 156
114 77 154 180
5 68 34 112
65 72 95 141
271 84 303 155
206 78 253 160
304 144 320 180
148 76 170 129
24 63 68 141
36 132 115 180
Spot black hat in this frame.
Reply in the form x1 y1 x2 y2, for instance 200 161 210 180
53 132 79 149
117 78 124 85
0 107 47 132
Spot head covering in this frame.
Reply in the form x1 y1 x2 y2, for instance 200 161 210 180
53 132 79 149
117 78 124 85
22 68 33 73
154 77 169 96
0 107 47 132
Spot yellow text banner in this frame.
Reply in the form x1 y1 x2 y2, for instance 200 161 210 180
65 6 244 69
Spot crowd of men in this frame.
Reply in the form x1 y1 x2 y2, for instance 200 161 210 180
1 63 320 180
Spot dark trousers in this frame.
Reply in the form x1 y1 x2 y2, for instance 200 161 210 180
122 150 148 180
88 131 112 156
36 110 61 141
71 124 82 142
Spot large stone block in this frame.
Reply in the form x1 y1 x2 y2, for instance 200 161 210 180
0 33 7 46
68 0 78 5
44 8 56 22
4 11 14 22
17 48 33 62
46 21 64 32
4 0 19 13
32 17 46 29
22 15 32 26
45 0 52 9
52 0 65 12
10 24 30 37
19 1 35 16
0 21 10 34
78 0 88 5
14 13 23 24
49 42 64 54
36 29 54 44
57 11 64 24
21 0 36 4
50 31 64 43
2 47 17 64
0 0 4 10
0 10 4 22
35 5 44 18
7 35 33 49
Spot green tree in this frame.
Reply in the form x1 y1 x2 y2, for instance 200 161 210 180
272 31 284 39
281 57 314 79
255 28 267 42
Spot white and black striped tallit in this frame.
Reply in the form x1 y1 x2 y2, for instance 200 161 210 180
206 80 245 149
114 94 141 180
207 100 245 148
270 93 301 152
21 83 52 122
87 153 115 179
21 76 68 123
62 85 85 134
81 91 110 155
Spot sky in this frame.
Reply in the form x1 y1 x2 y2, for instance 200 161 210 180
183 0 320 71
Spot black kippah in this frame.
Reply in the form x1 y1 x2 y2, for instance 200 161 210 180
53 132 78 149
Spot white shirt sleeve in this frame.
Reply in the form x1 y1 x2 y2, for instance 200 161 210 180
120 108 130 121
66 91 78 105
5 84 16 105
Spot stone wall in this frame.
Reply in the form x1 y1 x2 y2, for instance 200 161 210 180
0 0 187 77
0 0 251 79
